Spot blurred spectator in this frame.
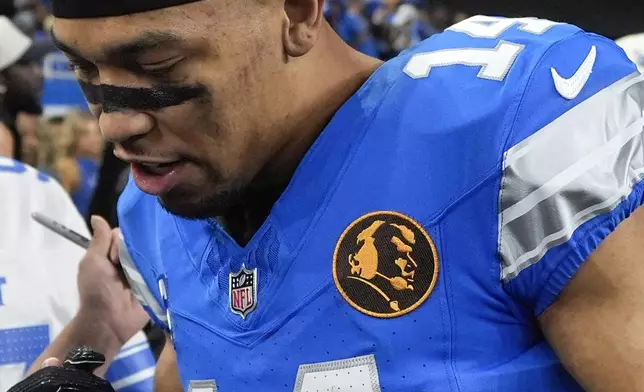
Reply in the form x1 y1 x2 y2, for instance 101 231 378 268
12 0 50 38
1 33 47 122
35 115 60 176
409 4 441 45
0 121 13 158
326 0 465 59
426 3 451 31
326 0 380 58
0 15 31 161
66 111 103 218
389 0 420 52
15 111 38 164
35 114 73 190
390 0 420 29
390 0 440 53
0 15 31 82
0 15 54 167
452 11 470 25
364 0 399 59
40 110 102 217
0 73 14 158
2 59 43 119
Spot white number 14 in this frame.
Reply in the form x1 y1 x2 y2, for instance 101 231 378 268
404 16 560 81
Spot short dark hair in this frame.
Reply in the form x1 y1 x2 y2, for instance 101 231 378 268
0 85 23 162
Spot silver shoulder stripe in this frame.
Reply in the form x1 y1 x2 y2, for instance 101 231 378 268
500 72 644 281
118 234 168 323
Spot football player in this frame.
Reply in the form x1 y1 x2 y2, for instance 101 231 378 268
0 155 157 392
21 0 644 391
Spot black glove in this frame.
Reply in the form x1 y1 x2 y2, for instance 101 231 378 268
8 347 115 392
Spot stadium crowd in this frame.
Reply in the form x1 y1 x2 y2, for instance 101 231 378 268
1 0 644 391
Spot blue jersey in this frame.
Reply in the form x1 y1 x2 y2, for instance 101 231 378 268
117 16 644 391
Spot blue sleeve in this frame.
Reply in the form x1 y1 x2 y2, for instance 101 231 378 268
499 31 644 315
119 237 171 332
118 179 171 332
104 334 156 392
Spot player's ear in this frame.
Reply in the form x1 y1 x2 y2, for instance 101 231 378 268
282 0 324 57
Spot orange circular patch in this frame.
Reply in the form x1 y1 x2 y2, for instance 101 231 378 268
333 211 439 318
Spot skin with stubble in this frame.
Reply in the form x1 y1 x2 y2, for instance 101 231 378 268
52 0 381 243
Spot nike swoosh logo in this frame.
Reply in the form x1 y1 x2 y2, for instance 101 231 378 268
551 45 597 100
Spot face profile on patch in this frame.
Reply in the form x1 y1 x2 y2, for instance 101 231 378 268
333 211 439 318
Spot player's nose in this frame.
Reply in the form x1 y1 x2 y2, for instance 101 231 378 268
98 111 154 145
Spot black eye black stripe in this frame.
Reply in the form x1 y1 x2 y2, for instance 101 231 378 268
78 81 208 113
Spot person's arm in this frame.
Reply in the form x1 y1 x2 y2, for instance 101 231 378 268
539 205 644 390
154 336 183 392
27 216 150 377
26 311 123 377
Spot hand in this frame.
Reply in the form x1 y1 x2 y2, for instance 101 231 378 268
9 350 115 392
76 216 149 346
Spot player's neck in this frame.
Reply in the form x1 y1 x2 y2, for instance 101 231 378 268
219 185 285 246
260 25 382 185
222 26 383 245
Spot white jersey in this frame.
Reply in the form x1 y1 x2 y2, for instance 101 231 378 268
0 158 155 392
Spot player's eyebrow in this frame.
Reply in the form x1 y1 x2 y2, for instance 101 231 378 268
51 29 184 62
50 29 86 60
102 31 184 59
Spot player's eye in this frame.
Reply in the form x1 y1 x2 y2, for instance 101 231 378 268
139 57 184 76
68 60 97 79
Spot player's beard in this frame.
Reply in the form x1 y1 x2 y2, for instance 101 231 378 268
157 166 246 220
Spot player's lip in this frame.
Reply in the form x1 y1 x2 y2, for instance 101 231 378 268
113 149 181 166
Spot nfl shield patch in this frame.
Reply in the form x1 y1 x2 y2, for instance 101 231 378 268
229 264 258 319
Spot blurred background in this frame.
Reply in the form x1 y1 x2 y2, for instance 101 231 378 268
1 0 643 359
